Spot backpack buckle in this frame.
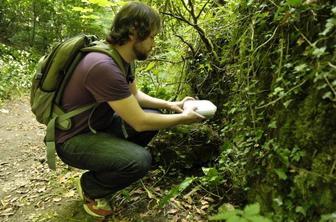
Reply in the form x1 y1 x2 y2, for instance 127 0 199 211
35 72 43 80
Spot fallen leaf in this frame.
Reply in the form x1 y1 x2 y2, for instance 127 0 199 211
200 200 208 205
0 207 15 216
10 197 18 203
63 190 75 198
0 109 9 114
154 187 161 192
167 208 178 214
184 195 193 204
53 197 62 202
204 196 215 202
131 196 140 202
195 207 206 215
201 204 209 210
37 186 46 193
0 200 7 207
182 202 192 209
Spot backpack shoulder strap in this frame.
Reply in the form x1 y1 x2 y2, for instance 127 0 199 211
45 103 95 170
81 41 134 78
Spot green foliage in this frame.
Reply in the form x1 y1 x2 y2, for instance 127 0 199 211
320 212 336 222
136 60 175 100
201 167 223 187
0 0 123 101
0 0 108 52
199 0 336 221
0 43 36 101
159 177 195 208
209 203 272 222
157 0 336 221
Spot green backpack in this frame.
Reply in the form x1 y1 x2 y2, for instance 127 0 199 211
30 34 134 170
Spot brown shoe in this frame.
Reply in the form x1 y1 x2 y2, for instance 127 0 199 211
77 177 113 218
83 198 113 218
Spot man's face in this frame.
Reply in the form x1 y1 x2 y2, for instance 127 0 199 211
133 32 157 60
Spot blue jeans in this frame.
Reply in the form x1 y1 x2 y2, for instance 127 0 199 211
56 109 159 199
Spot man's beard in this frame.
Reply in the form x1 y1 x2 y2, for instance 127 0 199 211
133 44 149 61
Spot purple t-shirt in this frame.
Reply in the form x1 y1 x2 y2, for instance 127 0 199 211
56 52 132 143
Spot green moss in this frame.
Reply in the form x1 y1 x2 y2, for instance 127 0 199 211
149 124 221 169
312 152 334 175
293 88 336 150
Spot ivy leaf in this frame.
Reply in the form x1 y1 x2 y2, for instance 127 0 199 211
202 167 223 185
312 47 326 58
274 87 284 95
277 149 290 165
332 80 336 86
320 212 336 222
247 0 254 6
286 0 302 6
268 121 277 129
244 203 260 216
332 7 336 14
284 63 293 68
283 99 293 108
273 197 283 206
322 91 333 100
294 64 308 72
320 18 336 36
295 206 306 216
317 84 328 90
274 168 287 180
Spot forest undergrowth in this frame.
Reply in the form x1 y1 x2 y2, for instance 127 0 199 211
1 0 335 221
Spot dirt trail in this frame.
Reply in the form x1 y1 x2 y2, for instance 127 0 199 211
0 97 209 222
0 97 99 221
0 96 45 219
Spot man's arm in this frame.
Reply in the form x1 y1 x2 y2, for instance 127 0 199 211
108 95 204 132
129 80 191 112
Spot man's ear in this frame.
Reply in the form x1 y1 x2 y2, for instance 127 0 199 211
129 33 135 41
129 27 137 41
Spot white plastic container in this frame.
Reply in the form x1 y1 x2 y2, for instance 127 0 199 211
183 100 217 118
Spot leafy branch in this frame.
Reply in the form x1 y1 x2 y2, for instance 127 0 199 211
161 0 219 62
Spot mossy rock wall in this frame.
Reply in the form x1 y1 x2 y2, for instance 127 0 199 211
184 0 336 221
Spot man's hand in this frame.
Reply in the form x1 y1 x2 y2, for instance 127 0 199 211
166 96 195 113
181 102 205 124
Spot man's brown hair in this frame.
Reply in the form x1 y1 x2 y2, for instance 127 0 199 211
106 2 161 45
